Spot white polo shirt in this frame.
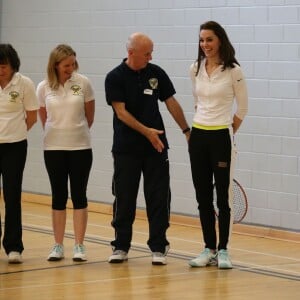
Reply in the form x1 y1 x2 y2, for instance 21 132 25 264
0 72 39 143
190 59 248 126
37 72 95 150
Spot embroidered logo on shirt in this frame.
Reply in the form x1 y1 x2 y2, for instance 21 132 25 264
9 91 19 102
149 78 158 89
71 84 81 95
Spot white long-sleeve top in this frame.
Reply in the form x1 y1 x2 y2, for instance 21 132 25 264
190 59 248 126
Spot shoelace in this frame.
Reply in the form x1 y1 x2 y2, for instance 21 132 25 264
218 251 228 260
75 244 85 253
198 248 212 258
52 244 63 254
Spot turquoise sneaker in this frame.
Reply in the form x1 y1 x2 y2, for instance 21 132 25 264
189 248 217 267
73 244 87 262
47 244 64 261
217 249 233 269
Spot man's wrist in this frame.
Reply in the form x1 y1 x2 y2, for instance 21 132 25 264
182 127 191 134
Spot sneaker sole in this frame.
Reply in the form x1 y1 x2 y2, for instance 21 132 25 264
218 263 233 269
189 262 206 267
73 257 87 262
108 258 127 263
47 257 64 261
189 259 217 267
8 260 22 264
152 261 167 265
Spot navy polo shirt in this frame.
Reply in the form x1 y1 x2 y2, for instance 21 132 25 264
105 59 176 154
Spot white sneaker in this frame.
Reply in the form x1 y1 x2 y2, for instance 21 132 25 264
108 250 128 263
47 244 64 261
189 248 217 267
8 251 22 264
73 244 87 262
217 249 233 269
152 252 167 265
152 245 169 265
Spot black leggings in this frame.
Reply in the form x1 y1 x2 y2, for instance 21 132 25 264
44 149 93 210
189 128 232 250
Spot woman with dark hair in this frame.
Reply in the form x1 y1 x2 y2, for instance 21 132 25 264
37 44 95 262
0 44 39 263
188 21 248 269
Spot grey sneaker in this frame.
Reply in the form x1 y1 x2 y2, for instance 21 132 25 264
189 248 217 267
73 244 87 262
47 244 64 261
8 251 22 264
152 252 167 265
108 250 128 263
152 245 169 265
217 249 233 269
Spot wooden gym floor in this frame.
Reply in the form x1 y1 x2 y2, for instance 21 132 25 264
0 194 299 299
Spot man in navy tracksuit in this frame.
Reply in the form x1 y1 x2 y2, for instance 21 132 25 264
105 32 190 265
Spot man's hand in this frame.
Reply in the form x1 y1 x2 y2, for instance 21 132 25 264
112 101 165 152
145 128 165 152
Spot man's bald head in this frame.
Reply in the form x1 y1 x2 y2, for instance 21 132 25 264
125 32 153 71
126 32 153 51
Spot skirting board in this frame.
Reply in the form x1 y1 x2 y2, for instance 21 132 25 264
21 192 300 243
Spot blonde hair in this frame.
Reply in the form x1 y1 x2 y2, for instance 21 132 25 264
47 44 79 90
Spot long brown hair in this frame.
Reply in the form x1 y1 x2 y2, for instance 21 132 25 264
195 21 239 76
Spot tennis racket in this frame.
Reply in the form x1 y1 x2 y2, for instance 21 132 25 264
213 178 248 223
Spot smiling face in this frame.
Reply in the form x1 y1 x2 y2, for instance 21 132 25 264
0 44 20 87
126 33 153 71
199 29 221 61
130 42 153 70
56 54 76 84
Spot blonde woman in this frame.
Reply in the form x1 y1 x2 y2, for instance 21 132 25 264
37 44 95 262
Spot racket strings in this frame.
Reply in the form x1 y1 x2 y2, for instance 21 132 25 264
232 182 247 223
213 179 248 223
